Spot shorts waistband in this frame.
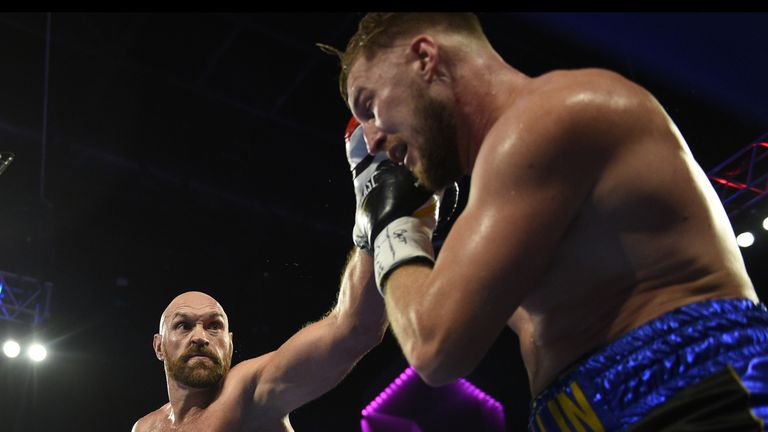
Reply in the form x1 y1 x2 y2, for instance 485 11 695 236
529 298 768 431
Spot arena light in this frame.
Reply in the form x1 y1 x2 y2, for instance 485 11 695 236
3 340 21 358
763 216 768 231
737 232 755 248
27 343 47 362
0 152 13 176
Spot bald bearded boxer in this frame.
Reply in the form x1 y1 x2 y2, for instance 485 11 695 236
328 12 768 431
132 250 386 431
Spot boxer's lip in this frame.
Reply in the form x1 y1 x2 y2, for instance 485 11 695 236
185 353 213 362
389 142 407 164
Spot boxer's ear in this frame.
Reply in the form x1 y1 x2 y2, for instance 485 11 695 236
153 334 163 361
409 35 440 83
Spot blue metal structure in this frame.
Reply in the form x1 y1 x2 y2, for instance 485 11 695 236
0 271 52 327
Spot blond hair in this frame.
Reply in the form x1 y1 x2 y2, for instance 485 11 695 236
319 13 486 104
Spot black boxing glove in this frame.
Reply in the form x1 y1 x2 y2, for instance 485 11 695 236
435 181 459 237
357 161 439 293
345 117 389 250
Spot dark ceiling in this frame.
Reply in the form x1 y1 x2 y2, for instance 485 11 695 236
0 12 766 432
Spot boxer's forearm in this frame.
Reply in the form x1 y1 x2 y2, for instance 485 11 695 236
383 263 482 387
250 249 386 414
333 248 388 341
383 264 450 384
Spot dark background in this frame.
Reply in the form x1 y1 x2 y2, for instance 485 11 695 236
0 12 766 431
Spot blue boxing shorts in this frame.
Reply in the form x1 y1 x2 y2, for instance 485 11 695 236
529 298 768 431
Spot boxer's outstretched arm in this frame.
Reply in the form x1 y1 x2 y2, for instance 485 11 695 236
382 74 645 386
249 248 386 417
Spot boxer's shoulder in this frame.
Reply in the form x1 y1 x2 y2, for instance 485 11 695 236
132 403 171 431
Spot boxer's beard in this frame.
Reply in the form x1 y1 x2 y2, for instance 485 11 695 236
411 86 463 192
164 344 231 389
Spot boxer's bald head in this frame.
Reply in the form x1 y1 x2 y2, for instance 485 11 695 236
155 291 233 389
159 291 228 335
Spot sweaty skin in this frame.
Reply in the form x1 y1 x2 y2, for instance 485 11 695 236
133 250 386 431
347 31 756 395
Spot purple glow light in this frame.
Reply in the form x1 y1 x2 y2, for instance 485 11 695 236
360 366 506 431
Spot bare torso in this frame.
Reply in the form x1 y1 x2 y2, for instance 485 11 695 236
496 69 756 395
134 404 293 432
133 360 294 432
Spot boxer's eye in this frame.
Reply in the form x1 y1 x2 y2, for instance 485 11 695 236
353 91 374 121
363 98 374 120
